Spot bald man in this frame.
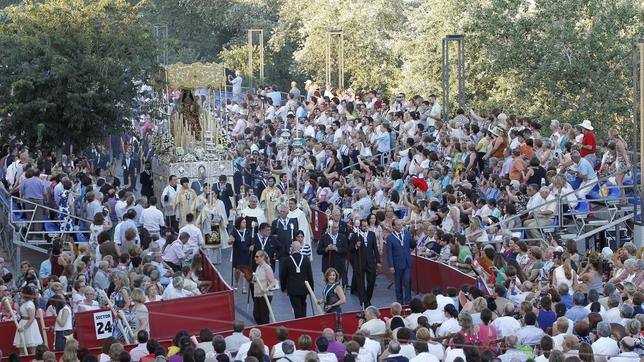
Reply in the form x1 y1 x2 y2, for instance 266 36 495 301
280 241 314 319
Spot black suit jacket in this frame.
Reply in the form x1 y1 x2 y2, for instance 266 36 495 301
247 234 279 268
271 218 299 259
317 233 348 274
279 252 314 296
121 158 136 185
212 182 234 216
140 170 154 197
349 230 380 272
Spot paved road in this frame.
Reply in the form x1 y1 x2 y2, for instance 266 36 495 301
212 247 411 325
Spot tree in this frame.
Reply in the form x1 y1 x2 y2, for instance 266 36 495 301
0 0 156 150
464 0 643 134
270 0 407 92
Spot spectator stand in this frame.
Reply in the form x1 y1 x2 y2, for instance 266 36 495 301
484 168 641 251
0 185 92 270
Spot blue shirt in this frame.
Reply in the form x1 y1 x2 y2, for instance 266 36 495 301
560 294 574 308
565 305 589 322
577 157 597 181
19 176 47 200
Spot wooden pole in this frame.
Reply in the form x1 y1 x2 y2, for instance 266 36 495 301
254 280 276 323
99 291 132 345
3 298 27 355
38 307 48 348
304 281 324 315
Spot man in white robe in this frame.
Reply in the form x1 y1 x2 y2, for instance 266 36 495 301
287 198 311 246
240 195 266 234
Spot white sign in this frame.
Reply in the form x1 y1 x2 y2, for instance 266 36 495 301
93 310 113 340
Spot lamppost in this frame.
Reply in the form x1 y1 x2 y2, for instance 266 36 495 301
247 29 264 90
634 38 644 246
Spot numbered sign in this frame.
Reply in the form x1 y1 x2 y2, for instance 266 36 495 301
93 310 113 340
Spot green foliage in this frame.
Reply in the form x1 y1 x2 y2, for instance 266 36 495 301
0 0 156 150
465 0 643 135
270 0 407 92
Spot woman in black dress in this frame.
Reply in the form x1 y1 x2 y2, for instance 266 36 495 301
229 217 251 292
320 267 345 314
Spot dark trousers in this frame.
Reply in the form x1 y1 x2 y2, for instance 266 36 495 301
355 268 377 306
289 294 307 318
166 215 179 232
26 198 44 235
166 261 182 272
253 296 272 325
394 267 412 305
55 330 73 351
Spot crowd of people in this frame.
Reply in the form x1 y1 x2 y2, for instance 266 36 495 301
0 79 641 361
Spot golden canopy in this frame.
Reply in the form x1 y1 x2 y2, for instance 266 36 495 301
160 62 226 89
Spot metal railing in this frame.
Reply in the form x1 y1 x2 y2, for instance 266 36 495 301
0 185 92 269
480 169 640 246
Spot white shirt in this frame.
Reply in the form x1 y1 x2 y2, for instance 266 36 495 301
163 240 187 265
230 76 242 94
375 130 390 153
318 352 338 362
602 307 621 324
436 317 461 337
224 332 250 353
436 294 457 312
591 337 620 358
130 343 148 362
491 316 521 338
443 348 465 362
113 221 124 245
399 344 416 360
179 223 204 254
363 337 381 361
161 283 193 300
161 185 178 216
141 206 165 233
423 309 445 325
410 352 439 362
609 351 640 362
405 313 423 330
361 318 386 336
426 342 444 361
516 325 545 345
552 333 566 351
115 200 128 220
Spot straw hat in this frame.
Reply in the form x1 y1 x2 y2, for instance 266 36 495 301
578 119 594 131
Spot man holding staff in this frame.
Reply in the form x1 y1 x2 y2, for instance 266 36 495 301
279 241 314 319
350 219 380 308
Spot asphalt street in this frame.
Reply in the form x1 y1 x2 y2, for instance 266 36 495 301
212 247 407 325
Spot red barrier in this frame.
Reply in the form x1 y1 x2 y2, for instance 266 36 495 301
245 314 337 347
74 289 234 349
411 256 479 294
0 316 55 355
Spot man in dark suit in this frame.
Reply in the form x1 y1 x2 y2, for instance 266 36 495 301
247 222 278 273
139 160 154 198
386 219 417 305
271 205 299 260
350 219 381 307
212 175 234 223
280 241 314 319
121 151 137 191
277 173 288 194
317 222 348 285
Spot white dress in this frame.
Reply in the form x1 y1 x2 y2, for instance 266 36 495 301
14 301 43 348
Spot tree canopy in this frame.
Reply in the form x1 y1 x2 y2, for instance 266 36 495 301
0 0 156 150
0 0 641 147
